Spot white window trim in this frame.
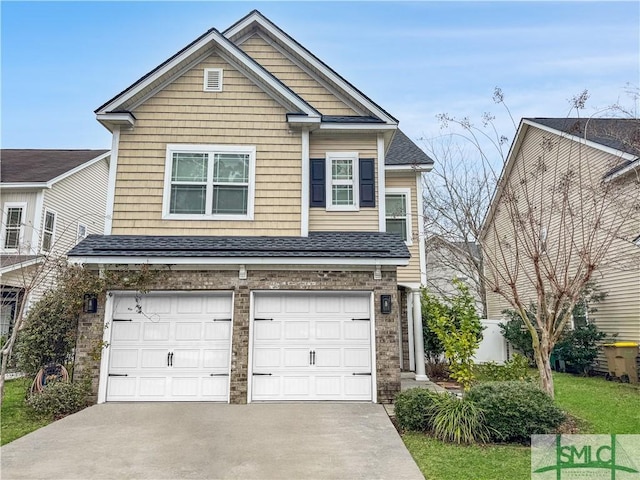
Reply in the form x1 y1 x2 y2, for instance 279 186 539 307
77 223 88 244
203 68 223 92
1 202 27 252
385 188 412 245
162 144 256 221
326 151 359 212
41 209 57 253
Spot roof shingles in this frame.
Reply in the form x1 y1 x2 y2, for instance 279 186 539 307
68 232 410 260
1 150 109 183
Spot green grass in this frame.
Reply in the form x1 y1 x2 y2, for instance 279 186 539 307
402 372 640 479
403 433 531 480
552 372 640 434
1 377 51 446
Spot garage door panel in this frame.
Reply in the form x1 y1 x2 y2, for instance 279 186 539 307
283 376 310 396
314 348 341 367
173 349 199 368
344 376 372 398
175 322 203 341
110 349 139 369
284 321 310 339
344 322 370 341
284 348 310 367
344 296 369 314
107 377 136 398
107 293 232 402
111 322 140 341
139 377 167 397
204 322 231 340
254 348 281 368
253 321 281 340
252 292 373 402
314 376 341 396
140 349 168 368
344 348 371 368
202 377 230 398
142 322 170 341
315 321 341 340
203 349 229 368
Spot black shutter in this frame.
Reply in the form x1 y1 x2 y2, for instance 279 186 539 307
310 158 326 207
359 158 375 207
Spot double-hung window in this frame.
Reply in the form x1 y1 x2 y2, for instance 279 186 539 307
163 145 255 220
41 210 56 252
326 152 359 211
385 188 412 244
2 203 26 250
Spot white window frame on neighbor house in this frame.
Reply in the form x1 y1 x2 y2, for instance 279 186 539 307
41 209 57 253
326 152 359 211
385 188 412 245
77 223 88 244
162 144 256 221
1 202 27 251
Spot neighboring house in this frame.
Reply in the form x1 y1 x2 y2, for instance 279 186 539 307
0 149 110 338
483 118 640 370
425 237 484 315
67 11 434 404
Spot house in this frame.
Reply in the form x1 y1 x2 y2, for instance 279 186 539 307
67 10 434 404
0 149 110 338
482 117 640 371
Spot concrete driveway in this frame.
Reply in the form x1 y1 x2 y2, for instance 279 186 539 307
0 403 423 479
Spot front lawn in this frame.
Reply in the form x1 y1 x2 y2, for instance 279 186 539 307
1 377 51 446
402 372 640 480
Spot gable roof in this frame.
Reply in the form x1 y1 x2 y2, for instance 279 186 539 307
96 11 398 132
68 232 410 266
386 130 434 167
528 118 640 158
481 117 640 238
224 10 398 125
1 149 109 184
95 26 321 129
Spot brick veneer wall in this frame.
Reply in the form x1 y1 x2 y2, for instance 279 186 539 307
76 268 402 404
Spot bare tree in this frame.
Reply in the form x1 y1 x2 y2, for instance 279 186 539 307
481 92 640 396
422 88 515 317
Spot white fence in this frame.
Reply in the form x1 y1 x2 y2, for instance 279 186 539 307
472 319 508 364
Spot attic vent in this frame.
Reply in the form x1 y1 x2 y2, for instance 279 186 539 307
204 68 223 92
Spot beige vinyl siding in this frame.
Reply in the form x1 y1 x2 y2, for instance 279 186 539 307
112 53 302 236
239 34 358 116
41 158 109 257
1 191 38 253
386 172 421 284
484 126 640 354
308 134 379 232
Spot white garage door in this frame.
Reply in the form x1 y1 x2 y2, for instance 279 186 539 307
251 292 373 401
106 293 232 402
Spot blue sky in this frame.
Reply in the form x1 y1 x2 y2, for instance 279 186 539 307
1 1 638 149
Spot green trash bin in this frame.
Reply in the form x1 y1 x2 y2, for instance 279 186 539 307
602 342 639 383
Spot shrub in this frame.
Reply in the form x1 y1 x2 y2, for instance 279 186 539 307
426 280 483 390
432 393 491 444
467 381 565 443
394 388 441 432
26 380 90 419
499 308 536 363
474 354 534 382
554 323 608 375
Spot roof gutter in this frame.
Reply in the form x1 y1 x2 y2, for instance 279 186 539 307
68 256 409 267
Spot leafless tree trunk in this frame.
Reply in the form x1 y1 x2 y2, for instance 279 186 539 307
482 95 640 396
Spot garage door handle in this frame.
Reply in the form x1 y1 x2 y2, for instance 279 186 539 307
253 373 272 376
254 318 273 321
210 373 229 377
108 373 128 377
213 318 232 322
112 318 132 322
352 373 372 376
351 318 370 321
